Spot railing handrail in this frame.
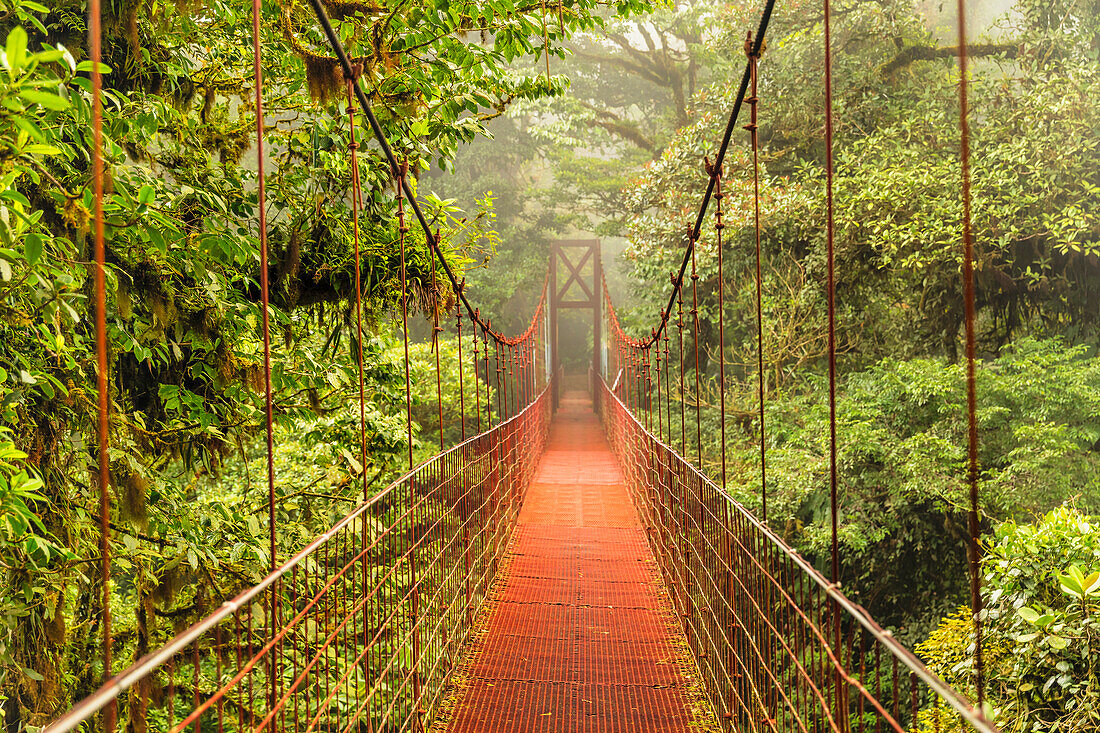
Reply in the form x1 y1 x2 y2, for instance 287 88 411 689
46 378 555 733
595 374 999 733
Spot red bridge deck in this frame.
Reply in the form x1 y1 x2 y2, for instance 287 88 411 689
439 391 716 732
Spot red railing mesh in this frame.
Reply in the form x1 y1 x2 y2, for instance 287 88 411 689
595 377 998 733
49 382 553 733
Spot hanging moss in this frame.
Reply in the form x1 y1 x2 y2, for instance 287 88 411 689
323 0 384 20
302 52 344 105
112 459 150 528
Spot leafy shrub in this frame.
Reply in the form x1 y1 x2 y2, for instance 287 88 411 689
702 339 1100 640
918 506 1100 733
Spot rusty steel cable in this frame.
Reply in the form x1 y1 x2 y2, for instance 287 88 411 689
474 314 483 433
663 331 672 444
956 0 985 707
345 76 369 499
689 231 703 466
250 0 275 576
508 345 516 420
345 73 372 733
496 341 505 421
747 37 768 522
456 299 467 441
645 346 654 433
655 337 664 443
823 0 844 722
431 234 445 450
676 286 687 456
88 0 115 726
711 159 728 490
398 161 415 470
249 0 281 716
483 326 492 429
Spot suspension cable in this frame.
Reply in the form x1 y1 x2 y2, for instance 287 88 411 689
345 74 369 501
474 312 483 434
655 334 664 443
456 298 467 441
956 0 985 707
344 72 372 733
88 0 115 725
483 326 492 429
747 36 768 521
247 0 281 716
676 287 687 456
431 235 445 450
398 161 414 470
823 0 844 724
689 232 703 466
711 158 728 490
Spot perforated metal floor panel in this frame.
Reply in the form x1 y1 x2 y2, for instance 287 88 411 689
439 392 717 732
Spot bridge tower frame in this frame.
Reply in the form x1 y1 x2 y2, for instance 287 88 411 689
549 239 602 408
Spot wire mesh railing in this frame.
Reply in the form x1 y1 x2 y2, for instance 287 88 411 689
595 377 997 733
48 379 553 733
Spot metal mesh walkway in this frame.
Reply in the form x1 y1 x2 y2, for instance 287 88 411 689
439 391 716 732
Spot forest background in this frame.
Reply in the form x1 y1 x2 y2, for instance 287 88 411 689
0 0 1099 730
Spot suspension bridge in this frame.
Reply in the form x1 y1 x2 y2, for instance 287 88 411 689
46 0 1003 729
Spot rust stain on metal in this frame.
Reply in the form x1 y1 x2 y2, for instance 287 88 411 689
440 391 719 732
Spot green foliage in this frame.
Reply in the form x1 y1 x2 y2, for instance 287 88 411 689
919 507 1100 733
0 0 650 720
651 339 1100 640
0 427 70 572
621 0 1100 372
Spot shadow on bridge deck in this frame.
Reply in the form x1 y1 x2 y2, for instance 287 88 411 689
436 390 717 732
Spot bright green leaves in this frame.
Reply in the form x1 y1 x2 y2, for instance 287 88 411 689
1017 605 1054 628
23 232 41 266
1010 561 1100 685
1016 605 1069 649
1045 633 1070 650
18 88 67 111
923 507 1100 731
4 27 28 74
1057 564 1100 599
0 428 71 571
314 0 652 169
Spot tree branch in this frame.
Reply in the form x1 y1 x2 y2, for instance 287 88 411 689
881 43 1017 75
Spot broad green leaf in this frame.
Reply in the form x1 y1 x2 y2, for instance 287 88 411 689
19 88 69 111
1017 606 1040 624
1047 635 1069 650
22 143 60 156
75 60 112 74
24 233 41 266
1059 576 1084 598
5 27 27 71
